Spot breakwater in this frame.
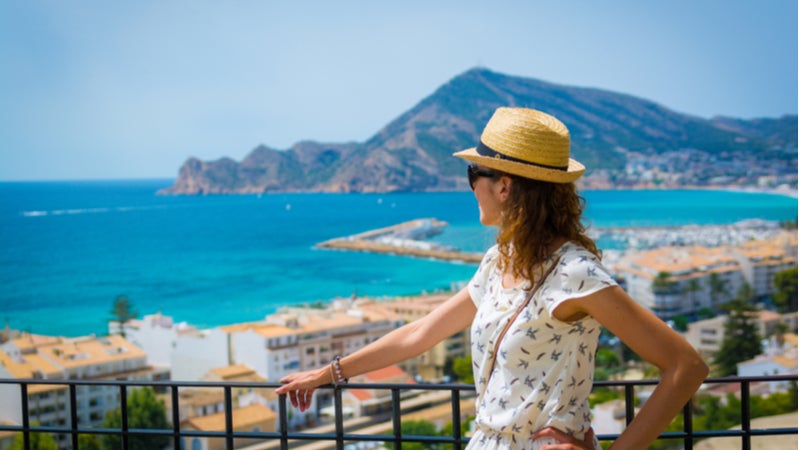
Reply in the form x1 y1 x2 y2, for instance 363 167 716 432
316 218 484 263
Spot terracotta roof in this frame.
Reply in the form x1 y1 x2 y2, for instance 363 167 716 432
210 364 257 380
184 404 275 431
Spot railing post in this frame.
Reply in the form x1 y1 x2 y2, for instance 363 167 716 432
741 380 751 450
451 386 462 450
120 384 129 450
334 386 345 450
20 383 30 450
624 383 635 425
171 384 182 450
392 388 402 450
224 385 234 450
683 399 693 450
278 393 289 450
69 384 79 450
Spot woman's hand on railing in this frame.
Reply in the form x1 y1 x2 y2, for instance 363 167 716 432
275 367 330 412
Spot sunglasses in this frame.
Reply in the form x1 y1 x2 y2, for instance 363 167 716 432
467 164 497 190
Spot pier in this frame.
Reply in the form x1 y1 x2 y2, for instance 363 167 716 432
316 218 484 264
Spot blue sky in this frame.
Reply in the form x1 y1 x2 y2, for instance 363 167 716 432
1 1 797 181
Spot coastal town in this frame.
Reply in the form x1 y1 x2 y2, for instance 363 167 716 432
0 218 796 449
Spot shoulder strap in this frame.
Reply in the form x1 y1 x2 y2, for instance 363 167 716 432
487 257 561 377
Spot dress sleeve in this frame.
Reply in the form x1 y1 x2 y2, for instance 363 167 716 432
467 245 499 308
542 249 618 316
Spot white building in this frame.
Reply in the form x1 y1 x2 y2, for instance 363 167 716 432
615 246 744 319
0 334 166 450
729 239 798 300
737 334 798 393
110 312 196 368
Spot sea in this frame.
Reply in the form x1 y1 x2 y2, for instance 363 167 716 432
0 180 797 337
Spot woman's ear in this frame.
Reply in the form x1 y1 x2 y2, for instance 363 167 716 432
496 176 513 202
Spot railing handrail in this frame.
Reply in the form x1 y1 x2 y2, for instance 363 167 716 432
0 374 796 450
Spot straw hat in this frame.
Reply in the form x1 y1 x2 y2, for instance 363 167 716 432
453 107 585 183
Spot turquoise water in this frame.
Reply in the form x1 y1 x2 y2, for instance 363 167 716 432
0 180 796 337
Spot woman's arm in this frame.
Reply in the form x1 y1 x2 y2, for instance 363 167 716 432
275 286 477 411
555 285 709 450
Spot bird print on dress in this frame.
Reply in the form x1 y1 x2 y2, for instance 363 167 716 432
466 243 615 450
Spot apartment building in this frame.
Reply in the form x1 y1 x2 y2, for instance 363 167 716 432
729 239 797 300
614 246 745 319
182 403 276 450
685 310 797 358
176 365 277 450
738 333 798 393
339 365 417 418
0 334 167 450
381 294 471 381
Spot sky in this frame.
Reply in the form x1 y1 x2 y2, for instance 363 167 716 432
0 1 797 181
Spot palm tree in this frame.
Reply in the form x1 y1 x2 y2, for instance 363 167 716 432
652 271 677 319
684 278 702 319
707 272 728 313
109 294 138 338
652 271 676 293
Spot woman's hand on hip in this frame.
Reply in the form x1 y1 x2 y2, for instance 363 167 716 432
531 427 596 450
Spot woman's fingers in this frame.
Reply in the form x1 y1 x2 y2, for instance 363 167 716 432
531 426 595 450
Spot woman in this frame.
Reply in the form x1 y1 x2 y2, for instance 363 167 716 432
276 107 708 449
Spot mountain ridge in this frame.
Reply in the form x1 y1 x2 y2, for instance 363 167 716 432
159 68 797 194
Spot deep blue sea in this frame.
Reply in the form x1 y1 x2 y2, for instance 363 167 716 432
0 180 796 337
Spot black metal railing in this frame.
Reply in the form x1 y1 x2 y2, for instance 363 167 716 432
0 374 796 450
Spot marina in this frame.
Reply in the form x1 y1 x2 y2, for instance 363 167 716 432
315 218 484 263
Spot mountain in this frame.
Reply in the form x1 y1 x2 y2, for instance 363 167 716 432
159 68 797 194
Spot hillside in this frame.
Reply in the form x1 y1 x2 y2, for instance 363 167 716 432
159 68 797 194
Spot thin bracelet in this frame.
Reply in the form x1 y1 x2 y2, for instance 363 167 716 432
329 362 339 387
332 355 348 385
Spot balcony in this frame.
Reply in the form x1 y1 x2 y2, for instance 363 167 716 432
0 375 796 450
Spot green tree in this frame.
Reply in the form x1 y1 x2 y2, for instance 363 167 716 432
713 296 762 376
451 355 474 384
441 417 473 450
109 294 138 337
736 282 756 305
773 267 798 313
8 423 58 450
78 434 102 450
684 278 702 317
102 387 169 450
594 348 622 380
707 272 728 313
384 420 439 450
671 314 689 332
652 271 677 294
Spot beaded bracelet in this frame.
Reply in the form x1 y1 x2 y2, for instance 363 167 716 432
331 355 348 386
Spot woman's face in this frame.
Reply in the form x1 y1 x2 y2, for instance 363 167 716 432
471 166 511 226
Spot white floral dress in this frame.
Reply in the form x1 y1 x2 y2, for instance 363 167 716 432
466 243 616 450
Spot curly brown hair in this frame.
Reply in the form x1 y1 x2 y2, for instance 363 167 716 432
496 175 600 283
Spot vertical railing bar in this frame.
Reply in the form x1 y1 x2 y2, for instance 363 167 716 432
20 383 30 450
392 388 402 450
69 383 79 450
451 386 462 450
334 387 345 450
224 385 234 450
741 380 751 450
120 384 129 450
171 384 181 450
683 398 693 450
278 394 289 450
624 383 635 425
